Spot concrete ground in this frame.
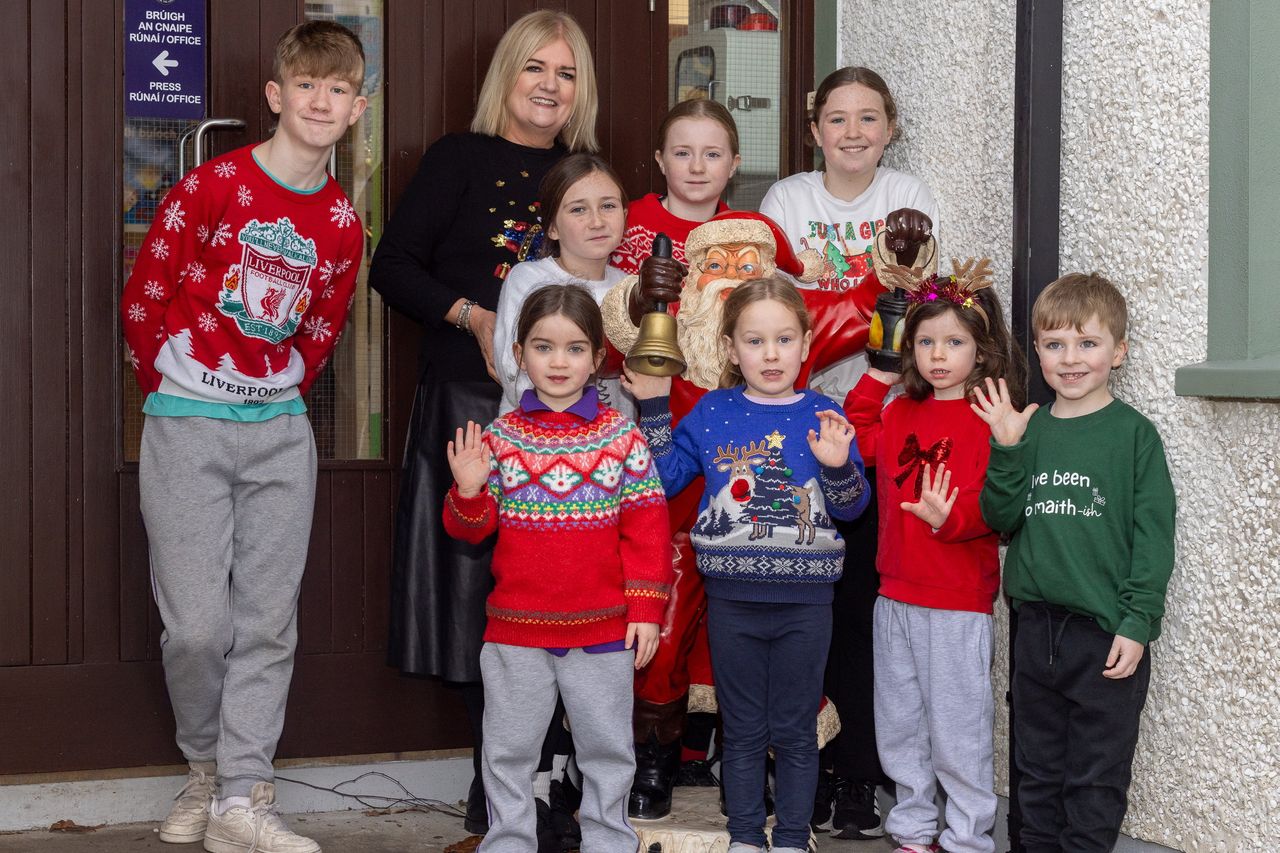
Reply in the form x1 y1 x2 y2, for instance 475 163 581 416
0 806 897 852
0 806 473 852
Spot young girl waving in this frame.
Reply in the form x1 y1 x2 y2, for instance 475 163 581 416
444 285 673 852
624 277 870 853
761 65 937 840
843 260 1024 853
611 98 738 273
495 154 632 420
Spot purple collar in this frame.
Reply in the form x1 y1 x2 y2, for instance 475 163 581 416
519 386 600 421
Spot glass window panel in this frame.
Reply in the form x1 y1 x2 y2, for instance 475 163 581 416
122 118 200 461
304 1 385 460
668 0 786 211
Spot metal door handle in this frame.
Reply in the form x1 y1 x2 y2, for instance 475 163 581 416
182 118 247 175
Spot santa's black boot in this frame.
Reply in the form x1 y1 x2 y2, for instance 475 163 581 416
628 697 686 819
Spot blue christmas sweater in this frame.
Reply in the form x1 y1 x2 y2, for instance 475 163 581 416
638 387 870 604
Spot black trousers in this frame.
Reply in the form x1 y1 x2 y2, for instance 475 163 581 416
822 476 888 784
1012 602 1151 853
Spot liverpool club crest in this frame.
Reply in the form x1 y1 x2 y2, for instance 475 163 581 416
217 218 318 343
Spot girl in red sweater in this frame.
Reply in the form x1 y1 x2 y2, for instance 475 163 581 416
843 261 1024 853
444 285 672 853
610 98 737 274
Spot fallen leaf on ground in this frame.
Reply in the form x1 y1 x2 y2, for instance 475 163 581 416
443 835 483 853
49 820 103 833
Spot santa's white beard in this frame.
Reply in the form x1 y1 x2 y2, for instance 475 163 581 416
676 277 737 390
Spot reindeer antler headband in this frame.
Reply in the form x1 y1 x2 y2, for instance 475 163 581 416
878 257 996 330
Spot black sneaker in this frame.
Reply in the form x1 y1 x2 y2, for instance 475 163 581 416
674 758 719 787
831 778 885 840
810 769 836 832
535 797 560 853
548 779 582 852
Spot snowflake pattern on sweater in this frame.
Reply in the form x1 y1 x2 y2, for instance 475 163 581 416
608 193 729 274
121 144 363 405
443 397 673 648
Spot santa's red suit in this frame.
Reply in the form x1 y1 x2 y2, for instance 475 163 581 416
601 210 890 819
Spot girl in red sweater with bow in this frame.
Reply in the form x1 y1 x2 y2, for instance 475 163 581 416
843 259 1024 853
444 284 672 852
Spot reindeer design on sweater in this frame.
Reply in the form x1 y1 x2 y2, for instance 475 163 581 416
788 485 816 545
713 439 771 538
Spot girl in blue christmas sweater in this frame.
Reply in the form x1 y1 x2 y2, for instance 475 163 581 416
624 276 870 853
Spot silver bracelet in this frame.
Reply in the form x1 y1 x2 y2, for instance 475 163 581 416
456 300 477 335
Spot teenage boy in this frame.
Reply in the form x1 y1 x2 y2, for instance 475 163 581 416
972 272 1176 853
121 20 367 853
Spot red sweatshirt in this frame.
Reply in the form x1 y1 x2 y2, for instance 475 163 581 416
444 395 673 647
845 375 999 613
121 144 363 404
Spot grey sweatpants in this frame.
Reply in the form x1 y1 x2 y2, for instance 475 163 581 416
479 643 637 853
139 414 317 798
873 596 996 853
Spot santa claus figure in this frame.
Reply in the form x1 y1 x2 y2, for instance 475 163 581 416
601 209 932 819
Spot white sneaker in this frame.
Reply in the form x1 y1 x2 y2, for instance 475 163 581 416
203 782 320 853
159 762 216 844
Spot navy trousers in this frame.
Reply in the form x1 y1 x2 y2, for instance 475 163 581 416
707 597 831 850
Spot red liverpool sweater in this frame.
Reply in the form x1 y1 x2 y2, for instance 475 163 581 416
121 144 363 404
845 375 999 614
444 392 673 647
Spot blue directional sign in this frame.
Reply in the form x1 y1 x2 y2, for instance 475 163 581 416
124 0 206 119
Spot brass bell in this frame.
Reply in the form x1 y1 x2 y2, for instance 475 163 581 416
625 232 687 377
626 310 687 376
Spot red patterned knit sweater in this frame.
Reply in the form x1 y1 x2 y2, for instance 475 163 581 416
608 193 729 274
444 397 673 647
121 144 363 404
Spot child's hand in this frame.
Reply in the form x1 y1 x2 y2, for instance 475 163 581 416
446 421 491 497
971 377 1039 446
621 364 673 401
627 622 660 669
1103 635 1145 679
867 367 903 386
901 463 959 530
808 410 855 467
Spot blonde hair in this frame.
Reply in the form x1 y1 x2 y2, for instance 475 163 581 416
1033 272 1128 343
272 21 365 91
718 277 812 389
471 11 599 152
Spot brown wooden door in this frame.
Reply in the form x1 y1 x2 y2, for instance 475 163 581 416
0 0 663 776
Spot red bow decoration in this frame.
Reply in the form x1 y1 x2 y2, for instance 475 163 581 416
894 434 953 500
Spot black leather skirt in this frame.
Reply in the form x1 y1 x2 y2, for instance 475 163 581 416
387 372 500 682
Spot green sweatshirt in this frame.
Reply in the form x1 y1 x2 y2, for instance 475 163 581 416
980 398 1176 644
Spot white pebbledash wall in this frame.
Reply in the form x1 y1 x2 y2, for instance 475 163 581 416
837 1 1280 849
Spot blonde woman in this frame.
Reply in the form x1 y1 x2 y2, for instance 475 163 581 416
369 10 599 842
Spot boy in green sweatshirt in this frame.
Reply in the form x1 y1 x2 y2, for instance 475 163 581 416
973 272 1175 853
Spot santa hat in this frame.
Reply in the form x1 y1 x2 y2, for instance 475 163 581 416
684 210 824 283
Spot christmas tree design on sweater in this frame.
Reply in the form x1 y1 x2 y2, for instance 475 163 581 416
691 430 841 551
